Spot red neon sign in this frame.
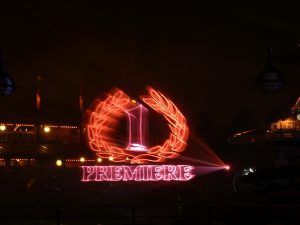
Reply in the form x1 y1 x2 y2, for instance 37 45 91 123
82 87 197 182
87 87 189 164
81 165 195 182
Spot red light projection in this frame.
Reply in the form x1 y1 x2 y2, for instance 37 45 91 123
87 87 189 164
125 103 149 152
81 165 195 182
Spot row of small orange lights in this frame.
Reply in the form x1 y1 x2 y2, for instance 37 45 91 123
15 124 35 127
0 157 113 162
66 159 95 162
0 157 116 166
42 125 77 129
42 125 78 129
11 158 35 161
60 125 78 129
0 123 78 130
66 156 114 162
56 157 114 166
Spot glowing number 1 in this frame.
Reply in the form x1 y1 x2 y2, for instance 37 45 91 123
125 103 148 152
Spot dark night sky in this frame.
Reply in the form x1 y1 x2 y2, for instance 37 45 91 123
1 3 300 144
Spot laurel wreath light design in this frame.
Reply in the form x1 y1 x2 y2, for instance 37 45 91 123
87 87 189 164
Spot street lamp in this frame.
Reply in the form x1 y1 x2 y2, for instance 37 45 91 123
0 52 15 96
256 46 284 94
44 126 51 133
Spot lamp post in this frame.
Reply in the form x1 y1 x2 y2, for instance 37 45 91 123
78 79 84 144
0 52 15 96
0 51 15 167
35 76 42 143
256 45 284 94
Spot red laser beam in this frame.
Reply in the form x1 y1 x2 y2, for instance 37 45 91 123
189 128 226 167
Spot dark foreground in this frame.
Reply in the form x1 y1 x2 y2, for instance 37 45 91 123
0 166 299 225
0 204 299 225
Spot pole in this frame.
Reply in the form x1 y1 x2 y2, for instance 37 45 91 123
78 80 84 144
56 208 61 225
36 76 42 143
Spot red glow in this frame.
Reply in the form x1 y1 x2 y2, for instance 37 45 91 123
81 165 195 182
87 87 189 164
36 92 41 111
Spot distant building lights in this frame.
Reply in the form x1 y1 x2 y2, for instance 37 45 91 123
44 126 51 133
97 158 102 163
56 159 63 167
80 157 85 163
0 125 6 131
242 167 256 176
